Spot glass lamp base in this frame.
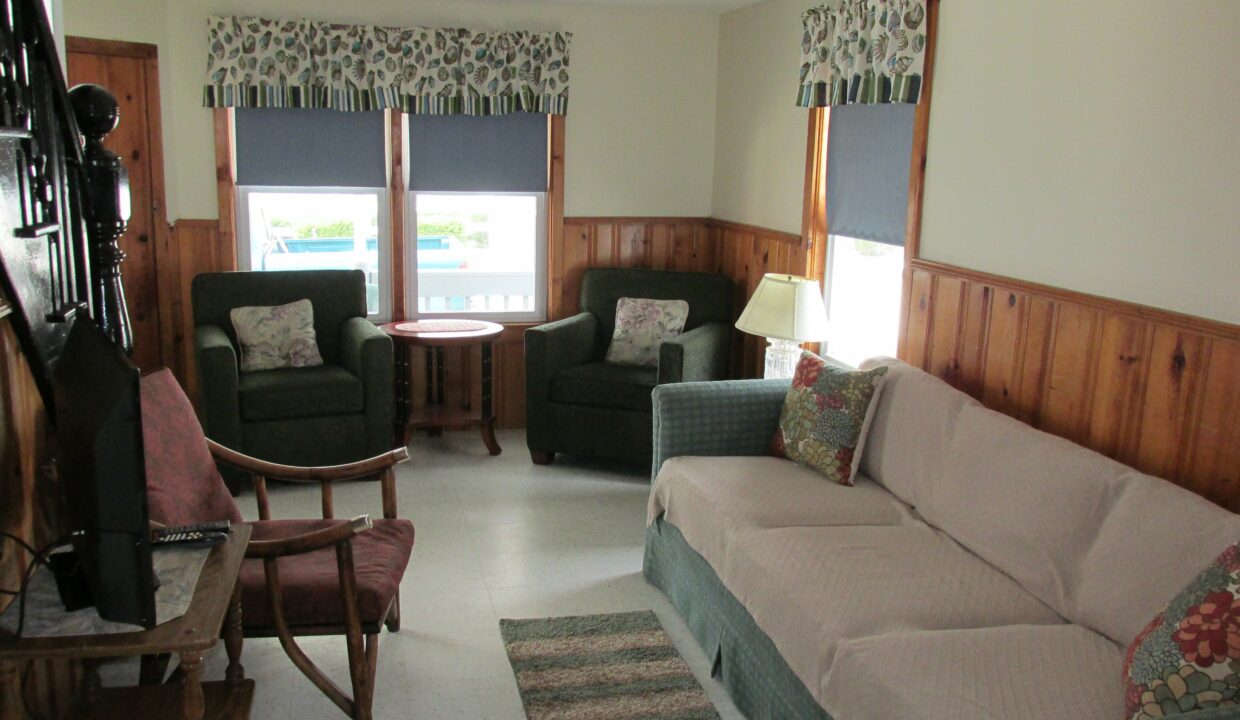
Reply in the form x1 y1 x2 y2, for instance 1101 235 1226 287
763 338 802 379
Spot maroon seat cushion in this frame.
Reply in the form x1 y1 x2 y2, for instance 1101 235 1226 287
140 369 242 526
240 518 414 628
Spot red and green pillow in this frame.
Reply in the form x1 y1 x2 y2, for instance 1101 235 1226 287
1124 541 1240 719
770 352 888 486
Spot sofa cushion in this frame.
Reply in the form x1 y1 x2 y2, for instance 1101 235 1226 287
771 353 888 486
921 400 1240 648
648 456 914 574
721 525 1066 696
821 625 1124 720
1076 474 1240 647
1124 541 1240 719
857 357 979 507
549 361 658 412
919 402 1131 628
239 365 364 422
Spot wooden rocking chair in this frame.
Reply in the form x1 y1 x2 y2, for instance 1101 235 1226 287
139 368 414 720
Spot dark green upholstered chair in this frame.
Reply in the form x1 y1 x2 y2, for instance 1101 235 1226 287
192 270 394 491
525 267 733 467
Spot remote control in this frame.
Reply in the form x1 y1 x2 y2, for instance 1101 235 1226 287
157 520 231 536
152 529 228 549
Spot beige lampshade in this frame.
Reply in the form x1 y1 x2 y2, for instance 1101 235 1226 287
735 273 829 342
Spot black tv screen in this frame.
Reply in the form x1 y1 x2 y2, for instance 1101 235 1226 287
51 319 155 628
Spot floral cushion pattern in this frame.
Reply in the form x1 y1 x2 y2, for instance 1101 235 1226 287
604 297 690 368
1125 541 1240 719
771 352 888 486
230 299 324 373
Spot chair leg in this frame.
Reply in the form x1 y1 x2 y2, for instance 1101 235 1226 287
385 589 401 632
530 450 554 465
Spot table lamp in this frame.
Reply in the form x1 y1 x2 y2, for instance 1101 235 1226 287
734 273 830 379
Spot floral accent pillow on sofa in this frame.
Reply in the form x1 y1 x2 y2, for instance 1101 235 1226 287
1124 540 1240 719
604 297 690 367
230 298 324 372
771 352 888 486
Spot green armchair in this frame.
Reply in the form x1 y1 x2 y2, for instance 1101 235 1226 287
192 270 394 491
525 267 734 466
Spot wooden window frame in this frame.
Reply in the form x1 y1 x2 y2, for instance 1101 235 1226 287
798 0 940 360
214 110 565 324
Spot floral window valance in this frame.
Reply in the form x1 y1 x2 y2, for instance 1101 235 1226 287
203 16 572 116
797 0 927 108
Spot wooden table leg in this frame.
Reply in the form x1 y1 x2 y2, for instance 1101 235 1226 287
139 653 171 684
179 651 205 720
82 659 101 707
480 341 501 455
393 342 412 447
224 581 245 687
0 661 21 720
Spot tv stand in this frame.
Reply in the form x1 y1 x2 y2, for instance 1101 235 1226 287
0 525 253 719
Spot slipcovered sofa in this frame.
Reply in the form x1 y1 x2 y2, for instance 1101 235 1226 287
644 358 1240 720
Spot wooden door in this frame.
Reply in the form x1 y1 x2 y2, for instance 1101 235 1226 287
66 37 170 371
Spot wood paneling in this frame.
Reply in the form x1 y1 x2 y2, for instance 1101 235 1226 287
555 217 716 319
0 309 81 718
902 258 1240 511
170 220 230 403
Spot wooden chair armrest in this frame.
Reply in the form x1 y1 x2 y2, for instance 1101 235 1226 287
207 440 409 482
244 516 373 560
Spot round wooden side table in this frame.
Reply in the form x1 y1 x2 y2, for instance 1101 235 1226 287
380 319 504 455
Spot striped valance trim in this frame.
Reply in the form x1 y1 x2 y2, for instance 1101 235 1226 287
796 73 922 107
206 85 571 116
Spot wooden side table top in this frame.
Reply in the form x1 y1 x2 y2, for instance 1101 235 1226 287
380 319 504 346
0 524 251 660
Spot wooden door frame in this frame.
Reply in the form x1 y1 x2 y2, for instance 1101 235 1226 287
66 36 175 364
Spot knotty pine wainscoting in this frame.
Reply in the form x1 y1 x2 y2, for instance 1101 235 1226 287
902 259 1240 512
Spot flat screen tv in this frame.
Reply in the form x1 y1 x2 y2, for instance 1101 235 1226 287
51 318 155 628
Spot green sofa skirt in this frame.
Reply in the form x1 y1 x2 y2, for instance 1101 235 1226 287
643 517 832 720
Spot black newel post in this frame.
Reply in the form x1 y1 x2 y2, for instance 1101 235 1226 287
68 83 133 355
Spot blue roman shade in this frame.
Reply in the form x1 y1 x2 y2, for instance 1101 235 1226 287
408 113 548 192
234 108 387 187
826 104 916 246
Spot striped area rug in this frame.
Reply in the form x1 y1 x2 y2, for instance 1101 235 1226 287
499 610 720 720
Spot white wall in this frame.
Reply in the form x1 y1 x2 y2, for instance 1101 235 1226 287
711 0 1240 325
920 0 1240 324
63 0 719 221
710 0 806 235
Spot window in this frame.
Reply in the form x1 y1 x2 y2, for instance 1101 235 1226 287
823 236 903 367
237 188 388 317
233 108 390 319
410 192 545 316
819 103 916 367
406 113 549 322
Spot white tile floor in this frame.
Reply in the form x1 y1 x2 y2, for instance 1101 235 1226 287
103 429 745 719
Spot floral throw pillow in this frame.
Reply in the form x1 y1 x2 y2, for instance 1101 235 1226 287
229 299 324 373
1124 541 1240 719
770 352 888 486
604 297 690 367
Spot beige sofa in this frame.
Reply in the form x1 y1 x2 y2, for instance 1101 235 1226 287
644 358 1240 720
